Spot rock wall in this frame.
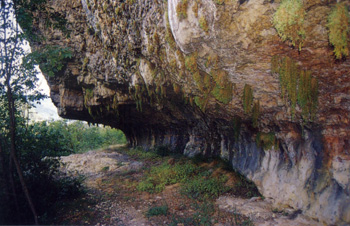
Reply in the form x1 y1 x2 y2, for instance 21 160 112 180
27 0 350 224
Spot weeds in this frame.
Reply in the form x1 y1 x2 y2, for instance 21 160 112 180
137 162 198 193
181 174 229 200
170 202 215 226
127 147 160 160
146 205 168 217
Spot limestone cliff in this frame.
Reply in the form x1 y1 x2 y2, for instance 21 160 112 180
28 0 350 224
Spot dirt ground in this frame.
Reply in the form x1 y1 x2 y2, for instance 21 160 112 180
54 145 320 226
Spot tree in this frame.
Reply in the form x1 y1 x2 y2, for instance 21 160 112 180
0 0 43 224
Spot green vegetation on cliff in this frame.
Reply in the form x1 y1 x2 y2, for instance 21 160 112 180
327 2 349 59
271 55 318 121
242 84 253 114
176 0 188 20
273 0 305 51
256 132 278 150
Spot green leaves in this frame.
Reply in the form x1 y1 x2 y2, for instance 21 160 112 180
242 84 253 114
327 2 349 59
25 45 72 77
273 0 305 51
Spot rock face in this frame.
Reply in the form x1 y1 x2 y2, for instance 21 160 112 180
28 0 350 224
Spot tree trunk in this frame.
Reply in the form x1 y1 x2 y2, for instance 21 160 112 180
9 157 21 223
6 83 39 225
1 1 38 224
0 137 11 199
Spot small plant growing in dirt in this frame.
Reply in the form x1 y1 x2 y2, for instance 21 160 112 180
327 2 349 59
101 166 110 172
146 205 168 217
199 16 209 33
181 174 229 200
272 0 305 51
137 162 199 193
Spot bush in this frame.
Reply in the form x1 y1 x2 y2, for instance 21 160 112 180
327 2 349 59
137 162 198 193
0 119 125 224
181 174 229 200
273 0 305 50
146 205 168 217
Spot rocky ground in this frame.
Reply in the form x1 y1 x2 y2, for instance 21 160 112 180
54 145 320 226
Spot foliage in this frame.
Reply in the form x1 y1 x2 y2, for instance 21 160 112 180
131 83 146 112
242 84 253 114
137 162 198 193
127 147 161 160
199 16 209 33
0 116 125 224
185 53 198 74
0 119 88 224
272 0 305 50
205 54 219 69
16 0 70 40
169 202 214 226
20 120 126 156
298 70 318 121
210 69 232 104
271 55 318 121
176 0 188 20
256 132 277 150
181 174 229 200
146 205 168 217
170 202 215 226
25 45 72 77
194 95 208 111
272 55 298 117
327 2 349 59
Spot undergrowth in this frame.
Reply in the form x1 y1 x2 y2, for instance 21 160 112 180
134 148 261 202
181 174 229 200
137 161 199 193
146 205 168 218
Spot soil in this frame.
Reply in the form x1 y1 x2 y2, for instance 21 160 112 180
54 145 320 226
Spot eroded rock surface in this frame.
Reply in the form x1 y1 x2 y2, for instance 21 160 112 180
59 146 143 178
26 0 350 224
216 196 320 226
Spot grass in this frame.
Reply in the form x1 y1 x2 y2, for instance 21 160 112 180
101 166 109 172
127 146 261 200
137 161 199 193
52 146 259 225
126 147 160 160
146 205 168 218
169 202 215 226
181 174 229 200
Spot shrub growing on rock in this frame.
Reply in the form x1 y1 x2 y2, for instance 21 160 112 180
272 0 305 51
327 2 349 59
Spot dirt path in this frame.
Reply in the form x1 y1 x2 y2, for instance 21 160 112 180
56 146 320 226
